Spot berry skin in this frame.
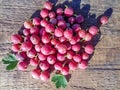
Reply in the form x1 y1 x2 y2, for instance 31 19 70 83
56 8 63 15
23 29 30 36
47 55 56 64
17 61 28 71
54 27 64 37
72 24 80 32
69 36 78 45
57 53 65 62
54 62 62 70
21 41 33 51
100 16 108 25
64 28 73 40
49 18 57 25
30 26 39 35
40 8 49 18
40 19 49 27
39 61 50 71
38 52 47 61
41 33 51 44
33 17 41 26
57 20 67 29
51 38 59 45
73 54 82 63
69 61 78 71
61 66 69 75
30 35 40 45
57 15 64 20
30 58 39 67
84 45 94 54
59 36 66 43
68 17 75 24
66 50 74 59
27 48 37 58
41 45 52 55
76 15 84 23
40 71 50 81
15 52 27 61
45 24 55 33
44 1 53 11
11 34 23 44
57 44 67 54
11 44 20 52
72 43 81 52
31 69 41 79
49 11 56 18
78 60 88 69
64 7 74 17
82 52 89 60
84 33 93 41
24 20 33 29
35 44 41 52
78 30 86 38
89 26 99 36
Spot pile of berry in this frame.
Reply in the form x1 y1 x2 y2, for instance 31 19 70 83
9 1 108 87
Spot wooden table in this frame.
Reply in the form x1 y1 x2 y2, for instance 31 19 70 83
0 0 120 90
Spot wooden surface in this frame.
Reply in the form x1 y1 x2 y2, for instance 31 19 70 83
0 0 120 90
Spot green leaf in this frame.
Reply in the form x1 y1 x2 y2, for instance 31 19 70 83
2 53 18 70
51 74 67 88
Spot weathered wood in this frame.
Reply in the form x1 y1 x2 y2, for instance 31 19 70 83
0 0 120 90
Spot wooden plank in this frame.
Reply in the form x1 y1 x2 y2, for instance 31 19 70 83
0 0 120 90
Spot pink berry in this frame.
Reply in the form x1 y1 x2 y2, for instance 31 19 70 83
84 33 93 41
41 33 51 44
47 55 56 64
54 62 62 70
61 66 69 75
49 11 56 18
69 36 78 45
72 24 80 32
49 18 57 25
11 34 23 44
40 8 49 18
76 15 84 23
57 20 67 29
100 16 108 25
41 45 52 55
64 28 73 40
21 41 33 51
40 71 50 81
38 52 47 61
45 24 55 33
84 45 94 54
89 26 99 36
40 19 49 27
56 8 63 15
57 53 65 62
57 44 67 54
59 36 66 42
30 58 39 67
40 27 46 36
68 16 75 24
54 27 64 37
33 17 41 26
82 52 89 60
30 35 40 45
78 30 86 38
23 29 30 36
51 38 59 45
72 43 81 52
27 48 37 58
24 21 33 29
73 54 82 63
35 44 41 52
17 61 28 71
66 50 74 59
31 69 41 79
78 60 88 69
44 1 53 11
11 44 20 52
69 61 78 70
30 26 39 35
64 7 74 17
39 61 50 71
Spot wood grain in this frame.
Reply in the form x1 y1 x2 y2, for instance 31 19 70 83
0 0 120 90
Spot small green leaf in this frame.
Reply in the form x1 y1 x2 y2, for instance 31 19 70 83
2 53 18 70
52 74 67 88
